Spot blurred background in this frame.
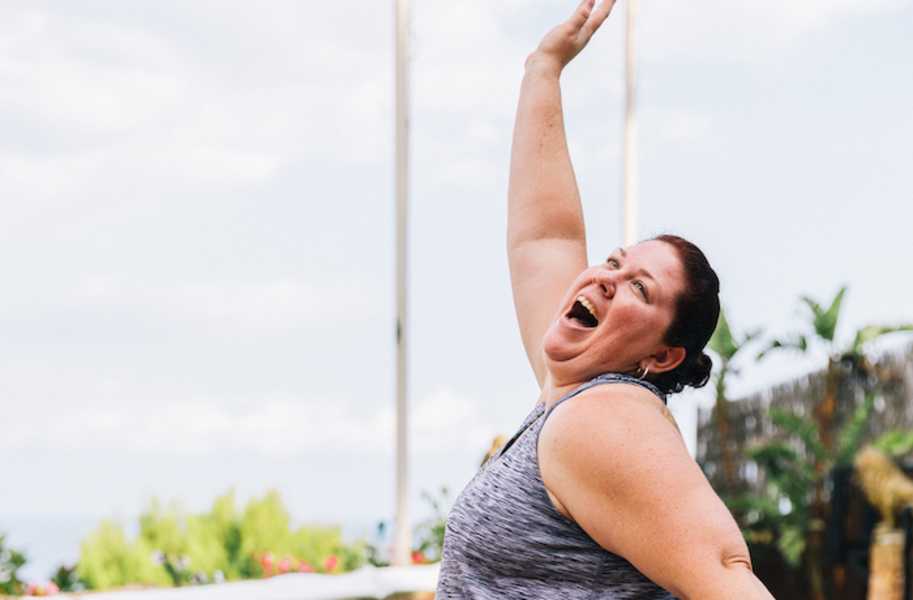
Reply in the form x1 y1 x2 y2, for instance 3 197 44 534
1 1 912 598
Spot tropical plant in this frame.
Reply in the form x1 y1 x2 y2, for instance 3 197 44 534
707 306 763 490
736 392 876 554
0 532 28 596
872 429 913 458
51 563 85 593
750 285 913 600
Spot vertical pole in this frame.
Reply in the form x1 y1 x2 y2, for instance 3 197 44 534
622 0 639 246
393 0 412 568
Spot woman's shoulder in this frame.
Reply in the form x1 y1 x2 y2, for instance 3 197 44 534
538 381 751 597
538 382 691 496
547 375 678 432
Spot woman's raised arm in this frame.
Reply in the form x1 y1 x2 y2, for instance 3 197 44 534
507 0 616 388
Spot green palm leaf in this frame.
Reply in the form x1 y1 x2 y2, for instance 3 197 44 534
769 408 826 462
801 286 846 343
835 391 875 466
756 335 809 361
850 323 913 355
777 525 806 567
747 442 800 479
872 430 913 457
710 308 738 360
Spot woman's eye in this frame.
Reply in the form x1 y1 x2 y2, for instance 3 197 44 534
606 258 620 267
634 281 649 300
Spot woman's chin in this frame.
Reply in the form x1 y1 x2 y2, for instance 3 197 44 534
543 317 597 361
542 330 581 363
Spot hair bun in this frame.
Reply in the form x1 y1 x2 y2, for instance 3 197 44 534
686 352 713 389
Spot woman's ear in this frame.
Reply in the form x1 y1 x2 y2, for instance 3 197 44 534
652 346 686 373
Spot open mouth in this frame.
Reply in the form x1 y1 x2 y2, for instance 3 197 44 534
565 296 599 328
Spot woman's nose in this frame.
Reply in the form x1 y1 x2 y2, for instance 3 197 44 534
593 270 616 298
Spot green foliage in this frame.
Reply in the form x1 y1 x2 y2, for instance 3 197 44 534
710 309 739 361
872 429 913 457
711 307 763 363
76 520 171 590
800 285 846 343
777 525 806 567
747 441 812 517
0 532 28 595
414 486 451 563
835 391 876 466
741 398 878 569
76 489 367 591
740 393 877 569
850 324 913 355
759 285 911 363
51 564 85 593
769 408 826 463
756 334 809 361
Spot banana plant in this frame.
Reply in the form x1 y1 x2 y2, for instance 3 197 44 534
757 285 911 460
751 285 912 600
708 307 762 491
742 394 875 543
872 430 913 457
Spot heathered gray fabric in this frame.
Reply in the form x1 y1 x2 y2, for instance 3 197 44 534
437 372 677 599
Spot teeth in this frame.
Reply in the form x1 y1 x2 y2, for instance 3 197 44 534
576 296 597 321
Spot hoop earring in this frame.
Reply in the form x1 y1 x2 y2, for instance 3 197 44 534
637 365 650 380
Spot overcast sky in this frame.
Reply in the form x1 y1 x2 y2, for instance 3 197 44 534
3 0 913 576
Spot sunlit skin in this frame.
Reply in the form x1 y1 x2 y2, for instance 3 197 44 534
540 240 688 406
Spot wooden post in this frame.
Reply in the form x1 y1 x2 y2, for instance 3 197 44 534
622 0 639 246
393 0 412 567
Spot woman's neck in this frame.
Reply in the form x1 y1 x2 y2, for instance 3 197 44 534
539 372 593 411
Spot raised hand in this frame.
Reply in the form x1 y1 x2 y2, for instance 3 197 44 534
526 0 617 75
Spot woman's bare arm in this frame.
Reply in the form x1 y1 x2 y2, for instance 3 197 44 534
508 0 615 387
539 386 776 599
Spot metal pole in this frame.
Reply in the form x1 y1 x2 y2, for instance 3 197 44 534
392 0 412 568
622 0 639 246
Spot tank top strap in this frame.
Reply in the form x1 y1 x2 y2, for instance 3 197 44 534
543 372 667 423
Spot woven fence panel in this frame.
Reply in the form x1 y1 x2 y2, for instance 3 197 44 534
697 341 913 496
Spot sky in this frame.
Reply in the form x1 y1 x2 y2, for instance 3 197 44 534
2 0 913 579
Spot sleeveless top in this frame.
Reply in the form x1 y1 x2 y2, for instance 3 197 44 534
436 372 677 599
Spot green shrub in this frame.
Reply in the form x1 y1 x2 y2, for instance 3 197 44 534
76 488 367 591
76 520 171 590
0 532 28 596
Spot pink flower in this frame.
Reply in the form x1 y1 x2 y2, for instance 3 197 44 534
298 561 314 573
277 557 291 574
259 552 275 576
323 554 338 572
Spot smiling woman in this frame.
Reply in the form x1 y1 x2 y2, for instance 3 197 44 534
435 1 774 599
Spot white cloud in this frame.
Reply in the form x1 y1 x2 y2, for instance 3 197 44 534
643 108 714 145
641 0 912 62
1 386 497 458
65 277 379 332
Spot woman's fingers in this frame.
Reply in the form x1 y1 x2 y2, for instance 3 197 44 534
581 0 616 39
568 0 596 30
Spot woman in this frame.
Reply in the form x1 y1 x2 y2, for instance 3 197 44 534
436 2 775 599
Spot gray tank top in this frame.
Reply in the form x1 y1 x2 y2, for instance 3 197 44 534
436 372 677 599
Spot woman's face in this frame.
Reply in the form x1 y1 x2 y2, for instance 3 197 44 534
542 240 687 384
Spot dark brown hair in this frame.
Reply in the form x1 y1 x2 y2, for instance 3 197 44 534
645 233 720 395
